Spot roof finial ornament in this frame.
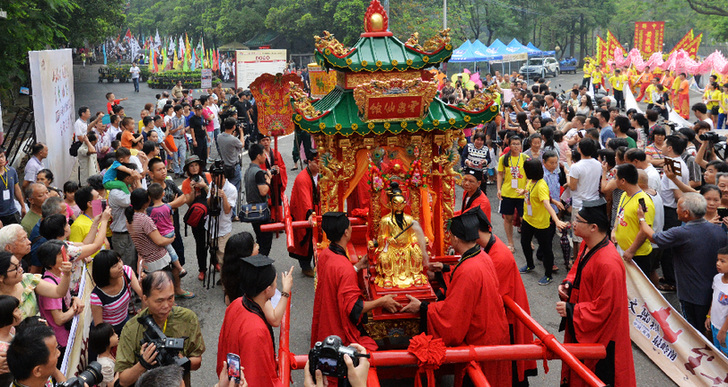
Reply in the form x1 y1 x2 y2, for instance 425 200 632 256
363 0 392 37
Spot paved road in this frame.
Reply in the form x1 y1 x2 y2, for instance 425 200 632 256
72 65 678 386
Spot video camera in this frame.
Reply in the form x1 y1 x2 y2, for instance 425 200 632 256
309 335 369 380
700 131 727 143
139 315 191 372
57 362 102 387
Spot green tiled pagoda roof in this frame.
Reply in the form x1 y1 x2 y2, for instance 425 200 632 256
293 87 499 136
315 36 452 73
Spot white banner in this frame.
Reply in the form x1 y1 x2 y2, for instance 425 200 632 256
624 83 644 114
625 260 728 385
28 49 75 186
236 49 287 90
61 265 93 377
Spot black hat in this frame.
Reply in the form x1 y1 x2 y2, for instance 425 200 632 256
305 148 318 161
463 168 483 182
183 155 205 175
578 198 609 231
465 206 491 233
448 211 480 241
240 254 276 297
322 212 349 242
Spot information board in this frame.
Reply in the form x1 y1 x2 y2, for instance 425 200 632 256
236 49 287 90
201 68 212 89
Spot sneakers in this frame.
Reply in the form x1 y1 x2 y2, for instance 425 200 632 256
538 276 553 286
198 272 205 281
302 268 315 278
519 265 534 274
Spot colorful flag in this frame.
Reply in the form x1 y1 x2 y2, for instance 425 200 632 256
670 29 694 55
103 43 107 65
153 49 159 73
154 29 161 50
162 47 169 71
633 21 665 58
190 48 196 71
148 47 154 72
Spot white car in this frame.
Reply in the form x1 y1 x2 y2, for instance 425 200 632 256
519 57 560 79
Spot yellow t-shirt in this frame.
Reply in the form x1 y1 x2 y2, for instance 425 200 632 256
497 153 528 199
671 77 682 94
523 179 551 229
707 89 722 110
720 92 728 114
68 213 105 258
591 70 602 84
583 64 592 78
609 74 628 91
614 190 654 256
644 84 656 104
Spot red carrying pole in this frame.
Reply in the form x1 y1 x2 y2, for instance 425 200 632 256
465 361 491 387
261 216 367 233
278 294 292 385
502 295 607 387
291 343 605 369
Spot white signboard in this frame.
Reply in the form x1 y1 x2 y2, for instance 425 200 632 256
28 49 74 186
201 68 213 89
236 49 287 90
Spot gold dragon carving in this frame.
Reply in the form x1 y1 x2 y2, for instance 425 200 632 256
314 31 350 57
404 28 451 53
289 82 322 118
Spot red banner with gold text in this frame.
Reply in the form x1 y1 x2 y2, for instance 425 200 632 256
249 73 304 136
634 21 665 58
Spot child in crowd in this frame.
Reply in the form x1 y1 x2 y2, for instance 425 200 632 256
485 139 498 185
105 92 127 115
63 181 81 221
36 169 62 198
708 246 728 357
89 322 119 387
103 148 141 194
0 295 21 386
146 183 187 277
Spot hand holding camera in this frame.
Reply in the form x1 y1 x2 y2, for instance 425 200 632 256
305 337 370 387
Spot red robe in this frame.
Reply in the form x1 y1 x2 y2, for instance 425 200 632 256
217 297 282 387
461 188 492 222
561 240 636 387
486 235 537 382
311 245 377 352
424 247 511 386
262 148 288 188
262 148 288 221
288 167 319 258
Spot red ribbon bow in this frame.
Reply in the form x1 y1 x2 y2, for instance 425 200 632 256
407 333 447 387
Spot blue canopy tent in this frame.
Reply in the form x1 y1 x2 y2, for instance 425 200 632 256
450 40 477 62
526 42 555 57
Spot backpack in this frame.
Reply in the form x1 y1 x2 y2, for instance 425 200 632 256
69 140 82 157
183 195 208 228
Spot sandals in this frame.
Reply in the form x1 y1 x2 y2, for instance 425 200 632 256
508 245 516 253
179 269 187 278
175 290 196 299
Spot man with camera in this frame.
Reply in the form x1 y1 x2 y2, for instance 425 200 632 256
116 270 205 387
244 144 274 255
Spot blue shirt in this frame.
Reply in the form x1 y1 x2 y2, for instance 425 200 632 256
103 160 122 184
0 167 19 217
653 218 728 305
28 220 46 267
542 166 561 212
600 125 615 148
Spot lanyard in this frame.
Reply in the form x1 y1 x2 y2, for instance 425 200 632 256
162 319 168 334
618 190 642 216
0 168 7 189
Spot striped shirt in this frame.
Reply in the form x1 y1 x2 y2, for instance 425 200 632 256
129 212 167 263
90 265 134 327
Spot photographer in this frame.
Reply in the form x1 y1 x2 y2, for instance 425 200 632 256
116 270 205 387
217 118 244 203
304 343 369 387
244 144 273 255
181 157 212 280
7 320 67 386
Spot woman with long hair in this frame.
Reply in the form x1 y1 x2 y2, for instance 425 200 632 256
576 94 593 116
90 250 142 334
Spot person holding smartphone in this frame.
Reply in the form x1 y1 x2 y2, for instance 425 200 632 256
612 164 655 276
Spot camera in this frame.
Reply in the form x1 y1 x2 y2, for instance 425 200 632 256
209 159 225 178
191 174 203 184
57 361 102 387
309 335 367 380
700 131 726 143
139 315 191 372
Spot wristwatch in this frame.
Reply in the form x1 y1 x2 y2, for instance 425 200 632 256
639 217 646 222
280 291 290 298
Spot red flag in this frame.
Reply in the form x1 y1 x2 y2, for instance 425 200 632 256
125 28 133 42
153 49 159 73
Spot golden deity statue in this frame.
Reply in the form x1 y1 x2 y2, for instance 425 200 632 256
370 182 429 288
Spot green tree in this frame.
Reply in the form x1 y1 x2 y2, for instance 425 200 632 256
55 0 126 47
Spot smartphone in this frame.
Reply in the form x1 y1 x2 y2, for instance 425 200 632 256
101 199 107 212
638 198 647 213
718 208 728 220
226 353 241 382
91 199 103 217
61 245 69 262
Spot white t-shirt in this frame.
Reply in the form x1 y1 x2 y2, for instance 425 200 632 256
711 274 728 330
658 156 690 208
647 191 664 248
130 66 140 79
74 118 88 140
129 155 147 189
156 98 168 112
206 180 237 237
569 157 602 209
644 164 661 191
209 104 221 130
106 124 121 144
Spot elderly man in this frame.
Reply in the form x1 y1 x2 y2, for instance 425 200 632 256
20 183 49 236
638 192 728 335
0 224 31 261
28 197 67 273
116 270 205 387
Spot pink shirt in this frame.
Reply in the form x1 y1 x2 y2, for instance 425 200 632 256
147 204 174 236
38 271 72 347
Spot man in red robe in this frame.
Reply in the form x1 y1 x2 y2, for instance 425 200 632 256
288 151 320 277
311 212 401 353
460 168 491 222
260 135 288 222
217 254 287 387
556 198 636 387
402 211 511 387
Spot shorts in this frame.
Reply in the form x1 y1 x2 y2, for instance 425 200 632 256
487 168 496 177
570 209 583 242
712 106 720 116
499 197 523 216
712 324 728 357
162 231 179 263
633 250 656 274
141 252 172 274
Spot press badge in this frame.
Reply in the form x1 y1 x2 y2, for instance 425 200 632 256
526 204 533 216
511 179 518 189
3 190 9 201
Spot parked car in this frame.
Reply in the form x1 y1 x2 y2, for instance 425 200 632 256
519 57 560 79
